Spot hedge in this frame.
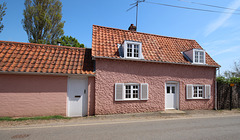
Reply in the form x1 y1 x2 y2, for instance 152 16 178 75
217 76 240 84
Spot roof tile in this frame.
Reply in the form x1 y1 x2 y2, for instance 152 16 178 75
0 41 95 75
92 25 219 67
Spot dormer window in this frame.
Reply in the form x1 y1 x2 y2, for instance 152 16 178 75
127 44 139 58
193 50 205 64
183 49 206 64
121 40 144 59
194 50 204 63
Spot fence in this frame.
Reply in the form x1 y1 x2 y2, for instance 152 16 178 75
217 82 240 109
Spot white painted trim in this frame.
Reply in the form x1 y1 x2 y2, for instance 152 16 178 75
192 85 204 99
165 81 180 110
192 49 206 65
67 76 88 117
67 77 70 117
115 83 124 101
188 84 211 99
123 40 144 59
123 83 140 101
140 83 149 100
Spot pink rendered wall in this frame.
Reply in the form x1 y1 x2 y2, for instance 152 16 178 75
0 74 67 117
95 59 216 115
88 77 95 116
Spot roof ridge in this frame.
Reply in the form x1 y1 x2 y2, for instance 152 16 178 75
0 40 91 50
93 25 196 41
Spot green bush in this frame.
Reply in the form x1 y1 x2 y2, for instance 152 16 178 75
217 76 240 84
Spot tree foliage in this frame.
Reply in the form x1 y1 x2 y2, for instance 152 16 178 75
217 60 240 83
0 2 7 33
22 0 65 44
233 60 240 77
59 36 85 48
216 76 240 84
222 60 240 79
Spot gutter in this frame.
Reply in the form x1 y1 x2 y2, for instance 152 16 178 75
0 71 95 77
93 56 220 68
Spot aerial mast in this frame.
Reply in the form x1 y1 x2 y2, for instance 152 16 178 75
127 0 145 30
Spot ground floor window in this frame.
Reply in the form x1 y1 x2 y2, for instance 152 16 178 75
186 84 211 99
125 84 139 99
193 86 203 98
115 83 148 101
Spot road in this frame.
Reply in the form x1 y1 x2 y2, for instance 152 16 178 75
0 115 240 140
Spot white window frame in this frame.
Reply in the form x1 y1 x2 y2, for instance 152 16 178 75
192 85 204 99
186 84 211 100
193 49 205 64
123 40 143 59
124 83 140 100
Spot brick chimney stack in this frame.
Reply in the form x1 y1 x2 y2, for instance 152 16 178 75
128 24 136 31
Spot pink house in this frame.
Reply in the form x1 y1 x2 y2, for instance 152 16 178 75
0 41 95 117
92 24 220 115
0 24 220 117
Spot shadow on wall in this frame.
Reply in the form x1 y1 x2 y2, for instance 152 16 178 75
83 49 95 72
96 59 215 79
0 74 67 93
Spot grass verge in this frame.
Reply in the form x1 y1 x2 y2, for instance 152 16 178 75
0 115 71 121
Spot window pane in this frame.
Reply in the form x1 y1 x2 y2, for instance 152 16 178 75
172 86 175 94
133 85 139 98
127 44 132 57
134 45 139 57
195 51 198 63
167 86 170 94
193 87 198 97
125 85 131 98
199 52 204 63
198 86 203 97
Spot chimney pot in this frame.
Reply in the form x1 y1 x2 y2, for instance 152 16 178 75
128 24 136 31
57 41 61 46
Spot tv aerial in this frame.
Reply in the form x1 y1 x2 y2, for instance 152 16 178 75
127 0 145 30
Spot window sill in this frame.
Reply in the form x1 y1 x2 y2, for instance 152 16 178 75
123 98 140 101
115 99 141 101
188 98 210 100
192 62 206 65
125 57 141 60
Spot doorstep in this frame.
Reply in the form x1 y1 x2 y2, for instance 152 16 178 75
161 109 186 114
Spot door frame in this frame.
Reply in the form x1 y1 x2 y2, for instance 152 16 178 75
67 76 88 117
165 81 179 110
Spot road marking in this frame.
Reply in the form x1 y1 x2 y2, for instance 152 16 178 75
0 114 240 131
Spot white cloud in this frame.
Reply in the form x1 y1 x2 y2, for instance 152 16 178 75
212 46 240 56
205 0 240 36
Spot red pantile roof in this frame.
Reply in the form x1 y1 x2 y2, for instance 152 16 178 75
0 41 94 75
92 25 220 67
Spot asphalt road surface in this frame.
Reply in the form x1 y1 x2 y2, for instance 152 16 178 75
0 115 240 140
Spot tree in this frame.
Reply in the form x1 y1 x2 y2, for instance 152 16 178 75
233 60 240 77
0 2 7 33
221 60 240 79
59 36 85 48
22 0 65 44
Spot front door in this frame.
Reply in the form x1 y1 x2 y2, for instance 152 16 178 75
165 84 177 109
67 77 88 117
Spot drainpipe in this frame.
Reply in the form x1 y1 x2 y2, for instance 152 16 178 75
215 68 218 110
215 79 217 110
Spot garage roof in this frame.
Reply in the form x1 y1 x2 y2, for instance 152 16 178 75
0 41 94 75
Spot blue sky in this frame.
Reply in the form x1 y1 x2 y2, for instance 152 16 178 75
1 0 240 74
